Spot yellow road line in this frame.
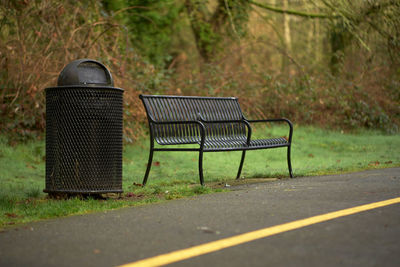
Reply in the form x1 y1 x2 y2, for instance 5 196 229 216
119 197 400 267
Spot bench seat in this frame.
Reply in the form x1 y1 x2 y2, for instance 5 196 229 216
203 137 289 151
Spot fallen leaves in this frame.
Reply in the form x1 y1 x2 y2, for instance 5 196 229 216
369 160 393 166
143 161 160 167
123 192 145 200
26 163 37 169
125 192 136 198
369 161 380 166
3 213 21 226
4 213 18 218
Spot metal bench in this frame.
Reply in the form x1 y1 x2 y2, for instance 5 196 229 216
139 95 293 186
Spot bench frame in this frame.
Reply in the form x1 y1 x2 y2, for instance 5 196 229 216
140 95 293 186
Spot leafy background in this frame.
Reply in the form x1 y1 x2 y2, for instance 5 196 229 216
1 0 399 143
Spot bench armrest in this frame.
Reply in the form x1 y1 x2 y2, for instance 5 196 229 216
197 114 252 145
245 118 293 143
196 113 244 124
149 119 207 147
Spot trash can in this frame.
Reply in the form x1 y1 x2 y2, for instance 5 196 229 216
44 59 123 196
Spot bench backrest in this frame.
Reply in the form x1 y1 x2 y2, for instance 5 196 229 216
140 95 246 145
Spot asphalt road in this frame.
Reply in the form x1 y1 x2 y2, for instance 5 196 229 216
1 168 399 267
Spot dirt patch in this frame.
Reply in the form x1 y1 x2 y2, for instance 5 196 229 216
206 178 279 189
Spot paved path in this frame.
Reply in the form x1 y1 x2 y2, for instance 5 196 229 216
1 168 399 267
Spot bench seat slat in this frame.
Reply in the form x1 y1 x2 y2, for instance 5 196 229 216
201 137 288 150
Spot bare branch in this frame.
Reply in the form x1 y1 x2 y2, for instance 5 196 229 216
249 0 336 19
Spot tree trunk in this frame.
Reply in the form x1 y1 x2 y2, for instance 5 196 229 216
185 0 216 62
329 19 351 75
185 0 249 63
282 0 292 72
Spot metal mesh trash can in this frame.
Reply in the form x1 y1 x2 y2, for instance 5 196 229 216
44 59 123 195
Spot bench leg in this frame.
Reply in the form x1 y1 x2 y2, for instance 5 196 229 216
142 148 154 186
236 151 246 179
287 145 293 178
199 150 204 186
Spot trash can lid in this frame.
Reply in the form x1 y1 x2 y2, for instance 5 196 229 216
57 59 114 87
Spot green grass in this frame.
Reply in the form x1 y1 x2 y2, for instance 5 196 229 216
1 125 399 229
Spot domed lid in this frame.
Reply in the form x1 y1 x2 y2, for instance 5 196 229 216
57 59 114 87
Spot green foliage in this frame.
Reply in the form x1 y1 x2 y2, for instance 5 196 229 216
224 0 250 38
184 0 250 61
103 0 184 66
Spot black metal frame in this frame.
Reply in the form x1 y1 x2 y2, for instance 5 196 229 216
140 95 293 186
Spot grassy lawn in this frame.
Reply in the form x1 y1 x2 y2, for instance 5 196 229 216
1 125 399 229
